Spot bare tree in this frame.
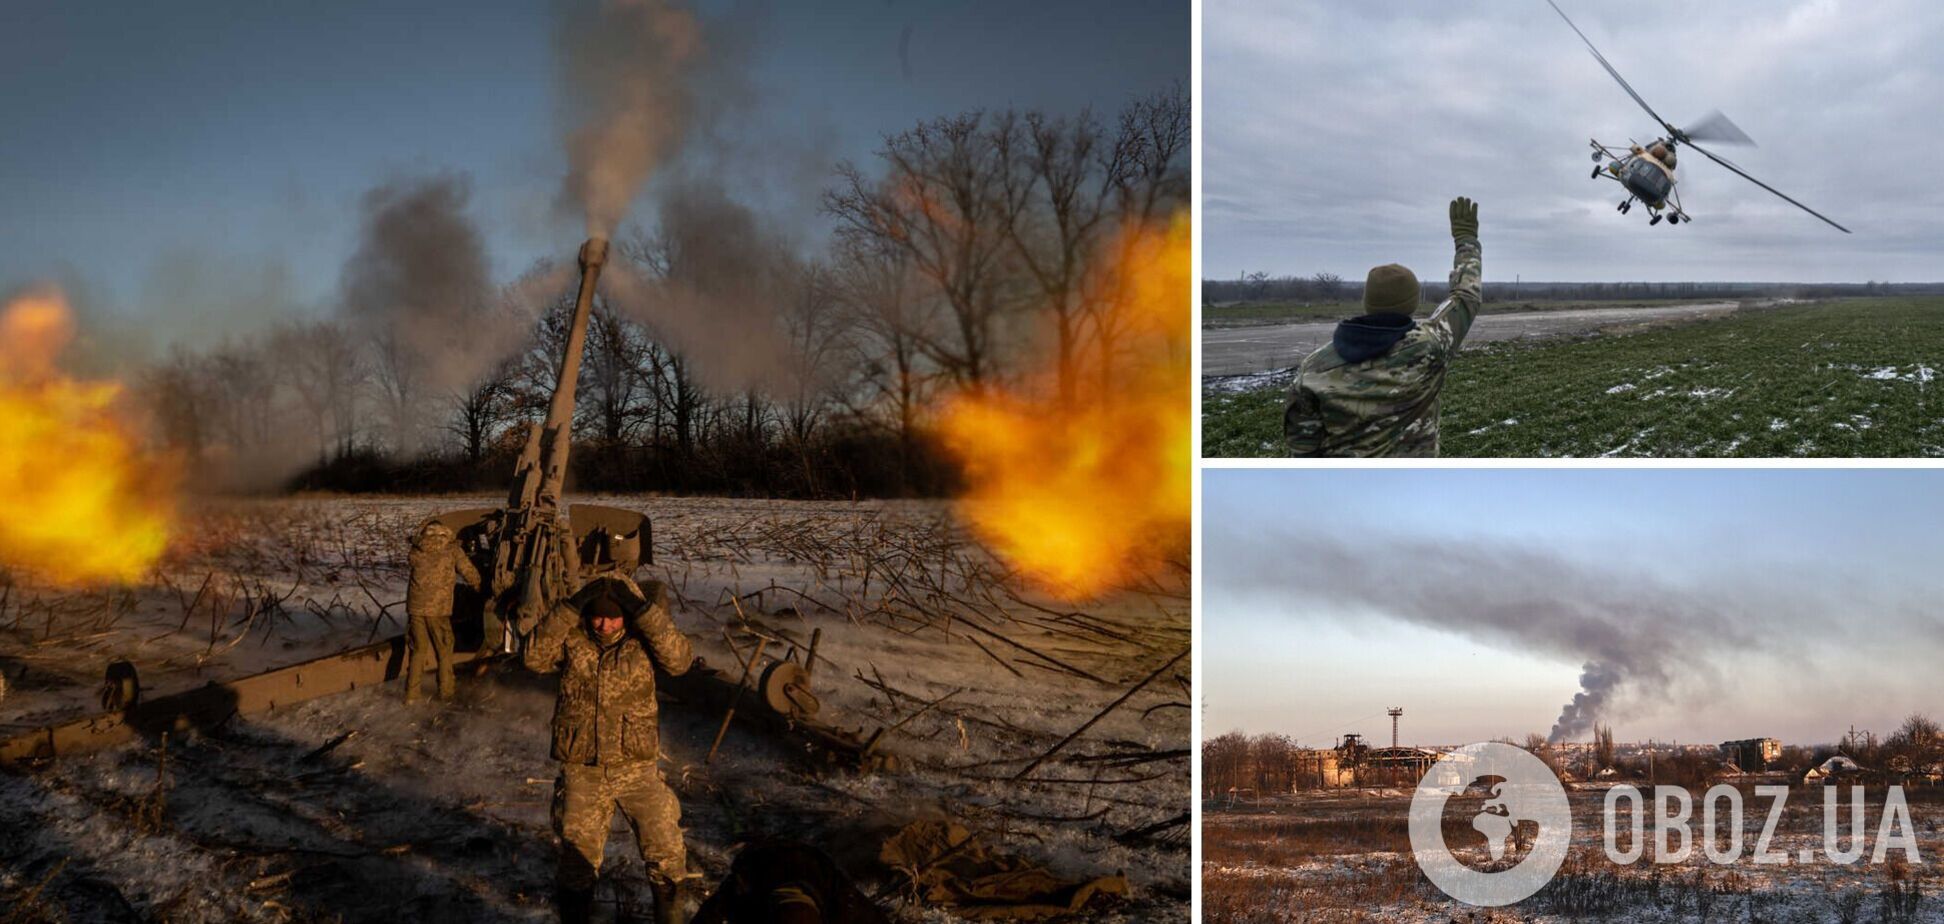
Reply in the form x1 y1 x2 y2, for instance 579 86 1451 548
365 328 422 455
1201 732 1254 798
999 108 1114 406
835 239 935 493
1312 272 1345 302
775 260 850 491
1889 714 1944 777
142 347 212 466
582 300 652 445
826 112 1023 392
274 319 363 463
445 357 517 465
1085 87 1191 394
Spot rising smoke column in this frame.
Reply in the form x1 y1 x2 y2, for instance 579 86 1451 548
599 180 792 392
554 0 703 237
339 174 503 398
1211 534 1789 742
1551 661 1624 743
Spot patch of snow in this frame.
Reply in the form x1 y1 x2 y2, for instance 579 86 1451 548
1204 369 1295 394
1605 383 1636 395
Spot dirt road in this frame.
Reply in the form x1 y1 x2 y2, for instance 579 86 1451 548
1201 301 1740 378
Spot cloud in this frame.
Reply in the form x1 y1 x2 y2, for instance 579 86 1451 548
1205 527 1935 742
1203 0 1944 281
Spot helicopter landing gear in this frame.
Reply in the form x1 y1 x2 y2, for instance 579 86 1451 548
1593 165 1604 178
1592 150 1604 162
1667 213 1680 225
1649 213 1663 226
1617 199 1631 213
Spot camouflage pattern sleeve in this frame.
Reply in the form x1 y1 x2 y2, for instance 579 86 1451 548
451 547 483 592
629 580 693 676
1426 236 1482 351
522 600 578 675
1283 383 1325 457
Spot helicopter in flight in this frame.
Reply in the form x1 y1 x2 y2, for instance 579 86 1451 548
1548 0 1850 233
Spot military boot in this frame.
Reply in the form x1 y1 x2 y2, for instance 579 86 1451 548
651 878 685 924
555 885 594 924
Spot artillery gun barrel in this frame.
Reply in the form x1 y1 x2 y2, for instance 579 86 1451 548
509 237 608 513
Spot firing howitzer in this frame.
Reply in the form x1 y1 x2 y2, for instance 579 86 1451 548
429 237 651 655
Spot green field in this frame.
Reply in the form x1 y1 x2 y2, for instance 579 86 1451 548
1203 298 1944 457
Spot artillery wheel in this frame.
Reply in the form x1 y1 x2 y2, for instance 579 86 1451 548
759 660 820 718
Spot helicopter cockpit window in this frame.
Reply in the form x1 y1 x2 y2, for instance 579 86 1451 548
1624 158 1673 202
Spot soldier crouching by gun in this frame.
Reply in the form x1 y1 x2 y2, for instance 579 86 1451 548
404 520 484 704
523 574 696 924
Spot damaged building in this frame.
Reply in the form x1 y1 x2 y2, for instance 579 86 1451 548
1720 737 1782 772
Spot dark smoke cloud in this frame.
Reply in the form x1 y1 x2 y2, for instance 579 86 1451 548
339 173 517 396
1213 534 1833 743
603 180 792 392
553 0 703 237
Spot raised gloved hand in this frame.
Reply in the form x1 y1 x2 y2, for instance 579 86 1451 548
1449 196 1479 241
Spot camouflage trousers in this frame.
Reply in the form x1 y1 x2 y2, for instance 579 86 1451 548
552 759 687 891
404 611 455 701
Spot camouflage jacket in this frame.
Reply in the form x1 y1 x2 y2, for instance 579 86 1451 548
523 578 694 766
405 537 483 621
1283 236 1482 457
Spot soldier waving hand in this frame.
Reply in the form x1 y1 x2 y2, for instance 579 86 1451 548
1283 197 1484 457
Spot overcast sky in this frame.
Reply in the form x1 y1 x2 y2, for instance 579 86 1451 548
1204 0 1944 282
1203 468 1944 748
0 0 1184 345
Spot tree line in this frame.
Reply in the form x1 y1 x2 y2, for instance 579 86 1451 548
142 88 1187 498
1203 274 1944 306
1203 714 1944 798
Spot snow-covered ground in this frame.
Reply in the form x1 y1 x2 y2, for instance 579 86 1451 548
1203 785 1944 923
0 495 1189 921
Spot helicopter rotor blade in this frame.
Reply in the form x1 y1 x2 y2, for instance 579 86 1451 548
1546 0 1674 135
1680 109 1755 146
1685 139 1851 233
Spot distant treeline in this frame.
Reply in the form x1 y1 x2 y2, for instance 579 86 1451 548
1204 273 1944 305
148 89 1186 500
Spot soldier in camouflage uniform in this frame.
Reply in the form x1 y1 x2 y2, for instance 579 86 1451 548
1284 197 1483 457
404 521 484 703
524 575 696 924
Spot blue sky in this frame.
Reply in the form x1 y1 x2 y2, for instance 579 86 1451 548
1204 468 1944 747
0 0 1185 344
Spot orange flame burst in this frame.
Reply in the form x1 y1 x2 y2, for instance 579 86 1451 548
937 212 1191 601
0 287 176 585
